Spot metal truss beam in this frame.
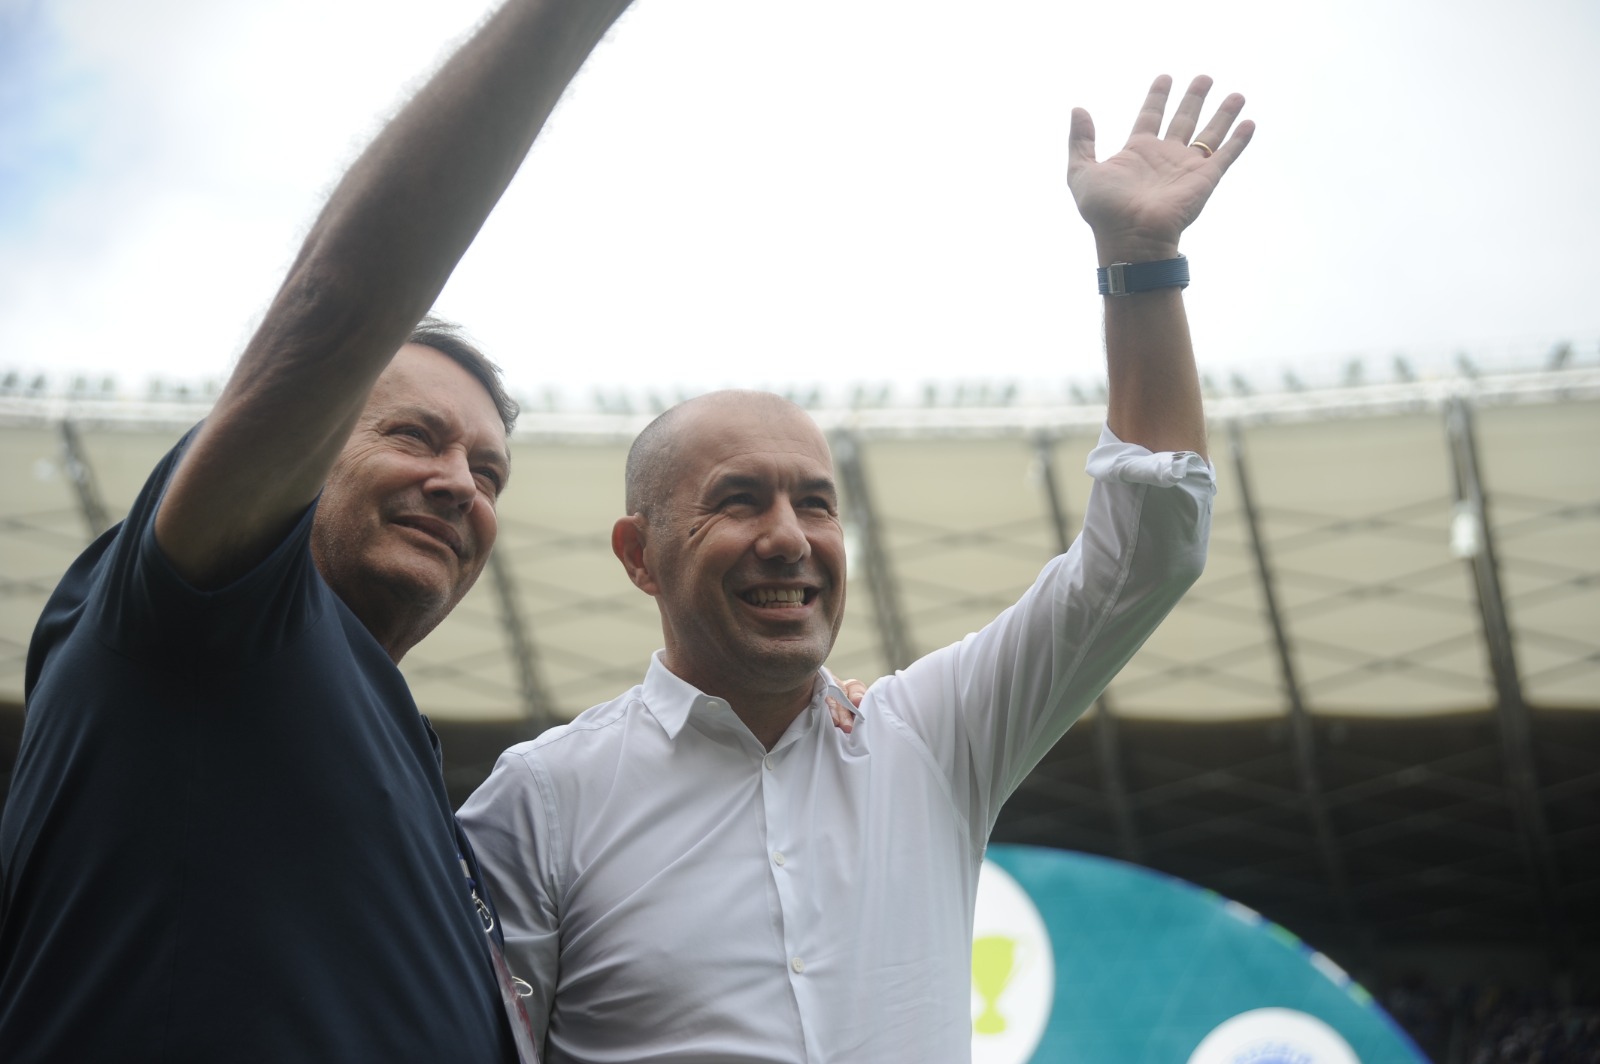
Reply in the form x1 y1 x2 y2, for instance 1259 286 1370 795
1013 768 1112 810
58 419 110 539
1229 423 1361 941
485 549 558 734
1444 396 1565 950
10 366 1599 442
832 431 915 671
1035 436 1144 864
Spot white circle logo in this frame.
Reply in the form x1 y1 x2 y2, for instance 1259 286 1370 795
971 860 1054 1064
1187 1008 1361 1064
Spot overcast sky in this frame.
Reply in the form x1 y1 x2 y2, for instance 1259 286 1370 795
4 0 1598 407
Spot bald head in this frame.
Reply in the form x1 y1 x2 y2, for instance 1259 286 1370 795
625 390 822 521
613 389 845 720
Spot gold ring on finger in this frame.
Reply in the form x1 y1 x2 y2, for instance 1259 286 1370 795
1190 140 1214 158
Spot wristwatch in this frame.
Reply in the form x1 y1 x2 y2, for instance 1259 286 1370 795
1096 255 1189 296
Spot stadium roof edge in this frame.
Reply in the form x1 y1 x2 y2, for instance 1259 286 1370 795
3 366 1597 442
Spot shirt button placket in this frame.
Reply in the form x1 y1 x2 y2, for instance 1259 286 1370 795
762 747 807 1002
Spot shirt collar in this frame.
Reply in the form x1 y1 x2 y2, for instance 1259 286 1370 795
641 651 859 743
641 651 709 740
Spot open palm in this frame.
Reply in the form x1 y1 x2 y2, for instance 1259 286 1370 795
1068 75 1254 260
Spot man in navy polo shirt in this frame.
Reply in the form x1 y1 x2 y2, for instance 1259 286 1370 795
0 1 633 1060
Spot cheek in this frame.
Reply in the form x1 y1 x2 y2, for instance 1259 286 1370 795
814 528 847 568
323 457 394 522
313 485 362 538
471 504 499 551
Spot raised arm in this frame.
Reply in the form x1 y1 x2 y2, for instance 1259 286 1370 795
156 0 632 587
1067 74 1253 459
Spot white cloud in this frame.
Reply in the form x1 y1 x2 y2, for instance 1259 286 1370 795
5 0 1598 400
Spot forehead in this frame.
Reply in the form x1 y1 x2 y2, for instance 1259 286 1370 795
675 401 833 487
367 345 507 446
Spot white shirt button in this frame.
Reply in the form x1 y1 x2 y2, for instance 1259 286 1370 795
772 851 786 867
763 754 775 770
791 957 805 974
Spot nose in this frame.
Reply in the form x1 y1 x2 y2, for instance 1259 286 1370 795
425 450 478 515
754 498 809 565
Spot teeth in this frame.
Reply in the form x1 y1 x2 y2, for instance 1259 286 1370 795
746 588 805 606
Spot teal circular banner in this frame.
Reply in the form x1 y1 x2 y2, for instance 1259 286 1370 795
972 845 1427 1063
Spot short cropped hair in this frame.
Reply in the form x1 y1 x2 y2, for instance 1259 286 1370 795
625 391 810 523
625 402 688 521
408 316 519 435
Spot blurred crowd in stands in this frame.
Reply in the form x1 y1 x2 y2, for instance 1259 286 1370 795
1380 975 1600 1063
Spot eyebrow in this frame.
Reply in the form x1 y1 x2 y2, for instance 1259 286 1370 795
706 473 836 498
797 476 837 499
388 405 511 472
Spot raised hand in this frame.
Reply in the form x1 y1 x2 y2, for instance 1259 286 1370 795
827 677 869 733
1067 75 1253 264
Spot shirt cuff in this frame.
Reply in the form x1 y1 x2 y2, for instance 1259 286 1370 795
1085 423 1215 488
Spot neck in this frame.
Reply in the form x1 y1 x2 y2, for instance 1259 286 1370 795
662 655 817 751
336 582 436 664
363 612 426 664
730 688 815 751
313 552 448 665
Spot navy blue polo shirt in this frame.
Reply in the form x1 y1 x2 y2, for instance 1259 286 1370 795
0 431 517 1063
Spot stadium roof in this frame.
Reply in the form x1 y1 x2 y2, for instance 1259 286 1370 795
3 355 1597 979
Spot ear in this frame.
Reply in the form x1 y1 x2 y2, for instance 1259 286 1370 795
612 515 659 596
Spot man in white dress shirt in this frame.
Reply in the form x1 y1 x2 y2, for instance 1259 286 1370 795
460 74 1254 1063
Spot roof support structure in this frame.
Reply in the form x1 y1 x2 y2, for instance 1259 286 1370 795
485 549 558 733
1229 423 1362 941
832 431 915 671
1444 396 1565 952
58 419 110 539
1034 435 1144 864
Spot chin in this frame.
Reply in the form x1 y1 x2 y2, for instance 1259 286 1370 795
367 561 459 617
747 640 831 683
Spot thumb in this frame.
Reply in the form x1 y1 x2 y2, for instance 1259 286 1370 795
1067 107 1097 178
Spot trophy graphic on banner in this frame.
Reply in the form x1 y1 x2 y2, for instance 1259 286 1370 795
972 934 1020 1035
971 859 1054 1063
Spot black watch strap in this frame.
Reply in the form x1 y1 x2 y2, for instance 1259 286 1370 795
1096 255 1189 296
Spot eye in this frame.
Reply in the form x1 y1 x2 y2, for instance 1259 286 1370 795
800 495 836 514
475 469 504 496
719 492 759 510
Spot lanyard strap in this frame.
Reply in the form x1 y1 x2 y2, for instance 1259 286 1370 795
460 852 541 1064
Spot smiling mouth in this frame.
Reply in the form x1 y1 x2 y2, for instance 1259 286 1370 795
742 587 815 608
393 517 464 557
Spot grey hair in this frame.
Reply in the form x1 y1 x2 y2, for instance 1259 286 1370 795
408 315 519 435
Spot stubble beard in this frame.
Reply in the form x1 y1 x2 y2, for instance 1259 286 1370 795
723 600 841 698
315 519 468 656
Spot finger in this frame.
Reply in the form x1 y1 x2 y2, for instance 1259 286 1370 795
826 696 854 734
1163 74 1214 145
1208 118 1256 175
1190 91 1247 159
841 678 868 708
1127 74 1174 141
1066 107 1097 182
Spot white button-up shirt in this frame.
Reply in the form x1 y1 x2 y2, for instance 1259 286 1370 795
459 428 1214 1063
